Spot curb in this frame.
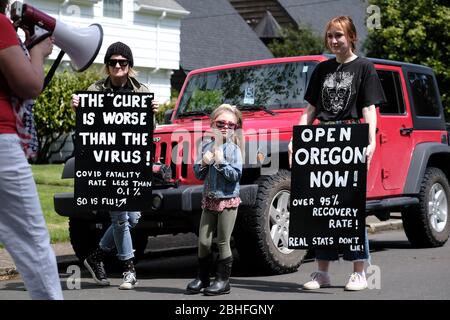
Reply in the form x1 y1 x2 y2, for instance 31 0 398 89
0 267 18 277
0 255 79 278
367 219 403 234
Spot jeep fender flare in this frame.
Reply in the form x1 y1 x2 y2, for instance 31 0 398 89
404 142 450 194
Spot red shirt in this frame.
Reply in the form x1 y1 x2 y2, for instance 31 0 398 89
0 14 20 134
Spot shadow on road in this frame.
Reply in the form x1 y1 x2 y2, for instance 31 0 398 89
369 239 412 251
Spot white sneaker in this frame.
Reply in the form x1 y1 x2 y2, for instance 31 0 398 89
345 272 368 291
303 272 331 290
119 271 138 290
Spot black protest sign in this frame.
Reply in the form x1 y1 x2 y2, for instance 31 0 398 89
288 124 368 251
74 92 153 211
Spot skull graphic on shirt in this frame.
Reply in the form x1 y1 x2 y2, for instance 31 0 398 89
321 71 354 114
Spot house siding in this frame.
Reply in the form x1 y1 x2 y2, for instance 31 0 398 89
25 0 186 102
22 0 187 162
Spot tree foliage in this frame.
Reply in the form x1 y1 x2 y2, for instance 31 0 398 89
33 67 102 163
268 24 323 57
189 89 223 112
155 88 178 124
364 0 450 119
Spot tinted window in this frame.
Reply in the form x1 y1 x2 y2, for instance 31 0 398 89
177 62 317 115
377 70 405 115
408 72 440 117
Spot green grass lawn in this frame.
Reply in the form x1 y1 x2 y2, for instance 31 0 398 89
32 163 73 187
32 164 73 243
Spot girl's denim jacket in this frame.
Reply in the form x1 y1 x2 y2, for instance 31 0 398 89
193 139 243 199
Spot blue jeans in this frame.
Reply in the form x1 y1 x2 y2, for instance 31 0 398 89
99 211 141 261
0 134 63 300
315 228 370 262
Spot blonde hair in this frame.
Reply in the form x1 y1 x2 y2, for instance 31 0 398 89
210 104 245 159
324 16 358 52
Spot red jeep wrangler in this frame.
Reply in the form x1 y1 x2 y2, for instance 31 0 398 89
54 55 450 274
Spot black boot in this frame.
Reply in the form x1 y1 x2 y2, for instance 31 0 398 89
185 255 212 294
119 258 137 290
204 256 233 296
83 246 110 286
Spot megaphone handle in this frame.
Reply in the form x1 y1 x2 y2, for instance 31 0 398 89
26 32 52 50
42 50 65 92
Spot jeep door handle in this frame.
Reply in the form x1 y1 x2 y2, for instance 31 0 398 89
400 127 413 135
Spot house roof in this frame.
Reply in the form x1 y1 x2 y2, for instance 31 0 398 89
175 0 273 72
254 10 282 38
278 0 369 52
229 0 297 29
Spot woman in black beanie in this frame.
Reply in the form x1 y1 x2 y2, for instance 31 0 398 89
72 42 159 290
84 41 149 93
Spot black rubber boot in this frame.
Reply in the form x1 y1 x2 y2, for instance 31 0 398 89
203 256 233 296
185 255 212 294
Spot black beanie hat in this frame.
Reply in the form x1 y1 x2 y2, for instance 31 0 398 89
104 42 134 67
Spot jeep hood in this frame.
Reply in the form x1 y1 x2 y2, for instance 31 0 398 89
154 110 305 137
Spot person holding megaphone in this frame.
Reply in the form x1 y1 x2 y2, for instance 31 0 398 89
71 42 159 290
0 0 63 300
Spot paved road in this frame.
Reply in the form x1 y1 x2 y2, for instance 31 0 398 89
1 228 449 301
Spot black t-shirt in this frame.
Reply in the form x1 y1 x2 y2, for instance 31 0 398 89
304 57 386 121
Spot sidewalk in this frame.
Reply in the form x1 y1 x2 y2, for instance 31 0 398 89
0 243 76 278
367 213 403 234
0 215 403 278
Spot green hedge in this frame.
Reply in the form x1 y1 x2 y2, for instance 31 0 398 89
33 66 102 163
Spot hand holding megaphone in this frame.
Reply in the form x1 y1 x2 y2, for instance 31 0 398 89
10 1 103 72
10 1 54 49
30 36 54 60
25 28 54 52
20 26 54 59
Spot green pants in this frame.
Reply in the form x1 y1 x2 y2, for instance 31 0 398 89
198 207 238 260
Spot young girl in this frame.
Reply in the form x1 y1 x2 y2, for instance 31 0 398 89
288 16 386 291
186 104 244 296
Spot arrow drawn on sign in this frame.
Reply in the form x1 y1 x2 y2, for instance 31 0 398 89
116 198 127 208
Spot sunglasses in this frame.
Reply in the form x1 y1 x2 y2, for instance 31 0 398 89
108 59 129 67
214 120 237 130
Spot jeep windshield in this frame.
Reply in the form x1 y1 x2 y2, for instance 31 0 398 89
176 61 318 117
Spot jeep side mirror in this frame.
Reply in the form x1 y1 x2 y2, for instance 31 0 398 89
164 109 174 124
